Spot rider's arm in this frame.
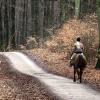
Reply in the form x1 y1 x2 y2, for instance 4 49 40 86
71 43 76 54
81 43 84 50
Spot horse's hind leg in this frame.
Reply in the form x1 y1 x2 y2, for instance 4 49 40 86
74 68 76 82
77 69 80 80
80 69 83 83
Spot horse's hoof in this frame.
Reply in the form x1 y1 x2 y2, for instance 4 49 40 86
80 81 82 83
73 80 76 82
76 80 81 84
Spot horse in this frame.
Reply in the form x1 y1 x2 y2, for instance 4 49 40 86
71 53 87 83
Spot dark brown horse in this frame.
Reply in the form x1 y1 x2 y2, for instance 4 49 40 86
73 54 87 83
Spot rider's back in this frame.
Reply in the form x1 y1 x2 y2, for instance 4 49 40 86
74 41 84 53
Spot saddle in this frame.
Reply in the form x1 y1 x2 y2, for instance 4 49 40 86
74 48 83 53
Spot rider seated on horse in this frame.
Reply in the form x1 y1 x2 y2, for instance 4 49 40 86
70 37 87 66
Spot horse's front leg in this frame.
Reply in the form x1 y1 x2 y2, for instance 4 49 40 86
74 68 76 82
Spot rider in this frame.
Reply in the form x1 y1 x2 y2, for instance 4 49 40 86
70 37 86 66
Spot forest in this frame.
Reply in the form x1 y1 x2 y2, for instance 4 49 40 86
0 0 96 50
0 0 100 67
0 0 100 99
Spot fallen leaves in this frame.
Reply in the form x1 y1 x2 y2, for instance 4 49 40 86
45 14 98 61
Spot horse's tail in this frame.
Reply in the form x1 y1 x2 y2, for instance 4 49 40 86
75 54 87 68
78 54 87 68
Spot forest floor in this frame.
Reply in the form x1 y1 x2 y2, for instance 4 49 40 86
0 51 99 100
0 55 59 100
25 49 100 91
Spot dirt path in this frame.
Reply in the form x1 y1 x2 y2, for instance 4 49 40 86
1 52 100 100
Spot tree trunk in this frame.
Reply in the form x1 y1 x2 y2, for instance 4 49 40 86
75 0 81 19
96 0 100 69
38 0 44 47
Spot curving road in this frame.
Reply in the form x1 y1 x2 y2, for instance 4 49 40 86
1 52 100 100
